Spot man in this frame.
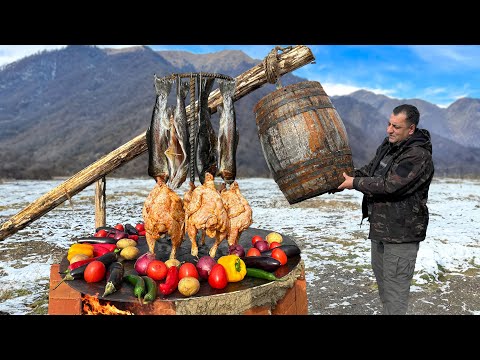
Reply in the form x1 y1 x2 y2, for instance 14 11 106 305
337 104 434 315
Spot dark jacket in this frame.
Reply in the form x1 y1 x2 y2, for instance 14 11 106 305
353 128 434 243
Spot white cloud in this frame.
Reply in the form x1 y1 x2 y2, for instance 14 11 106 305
321 82 396 99
410 45 480 69
100 45 136 49
321 82 362 96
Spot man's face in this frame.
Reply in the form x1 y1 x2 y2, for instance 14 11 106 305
386 112 415 144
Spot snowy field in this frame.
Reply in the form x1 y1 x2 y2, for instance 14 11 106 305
0 177 478 315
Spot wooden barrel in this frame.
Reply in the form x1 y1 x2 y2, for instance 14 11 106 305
254 81 354 204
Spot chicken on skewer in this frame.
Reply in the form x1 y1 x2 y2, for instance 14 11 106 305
185 172 229 258
142 178 185 260
220 181 252 246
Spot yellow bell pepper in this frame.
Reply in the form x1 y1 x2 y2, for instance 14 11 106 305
217 254 247 282
67 243 94 262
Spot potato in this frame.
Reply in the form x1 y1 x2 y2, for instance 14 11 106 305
69 253 90 264
165 258 181 269
266 232 283 245
120 245 140 260
177 276 200 297
116 238 138 249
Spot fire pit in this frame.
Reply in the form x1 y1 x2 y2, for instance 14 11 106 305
49 227 307 315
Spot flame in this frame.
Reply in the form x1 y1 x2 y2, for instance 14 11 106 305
82 294 134 315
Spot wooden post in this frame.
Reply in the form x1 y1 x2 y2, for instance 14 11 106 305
0 45 315 241
95 177 106 229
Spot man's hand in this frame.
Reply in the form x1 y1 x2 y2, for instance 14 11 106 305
337 172 354 190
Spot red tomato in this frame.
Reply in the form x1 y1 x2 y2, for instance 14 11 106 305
251 235 264 246
208 264 228 289
178 262 199 280
271 248 288 266
94 229 108 237
269 241 281 249
246 247 261 257
84 261 106 283
135 223 145 232
114 223 124 231
146 260 168 281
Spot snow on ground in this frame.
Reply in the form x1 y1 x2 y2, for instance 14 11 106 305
0 177 479 314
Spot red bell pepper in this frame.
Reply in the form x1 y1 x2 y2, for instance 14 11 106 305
65 248 120 272
94 243 117 252
128 234 139 242
65 257 97 272
92 243 116 257
158 265 179 296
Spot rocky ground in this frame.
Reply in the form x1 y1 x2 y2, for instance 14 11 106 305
1 244 478 316
307 263 480 315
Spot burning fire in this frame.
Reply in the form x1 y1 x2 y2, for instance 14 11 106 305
82 294 134 315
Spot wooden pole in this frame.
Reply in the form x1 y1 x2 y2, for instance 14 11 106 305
0 45 315 241
95 177 106 229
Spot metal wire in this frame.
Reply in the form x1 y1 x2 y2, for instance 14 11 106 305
188 74 197 184
155 72 234 83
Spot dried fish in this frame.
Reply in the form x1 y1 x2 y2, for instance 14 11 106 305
217 79 238 184
147 77 173 183
166 79 190 189
195 77 217 184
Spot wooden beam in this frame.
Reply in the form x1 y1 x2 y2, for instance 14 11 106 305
95 177 106 229
0 45 315 241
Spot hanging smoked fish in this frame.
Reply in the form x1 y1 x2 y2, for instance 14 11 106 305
195 75 217 184
217 79 238 184
166 76 190 189
147 76 173 183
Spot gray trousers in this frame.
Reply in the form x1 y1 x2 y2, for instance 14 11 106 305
371 239 419 315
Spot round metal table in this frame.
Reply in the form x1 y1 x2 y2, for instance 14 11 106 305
59 227 301 305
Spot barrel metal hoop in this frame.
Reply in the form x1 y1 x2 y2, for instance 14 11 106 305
256 87 330 113
273 151 353 181
254 81 325 112
257 104 334 133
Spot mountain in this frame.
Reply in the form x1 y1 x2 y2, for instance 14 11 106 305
338 91 480 174
347 90 480 149
0 45 479 180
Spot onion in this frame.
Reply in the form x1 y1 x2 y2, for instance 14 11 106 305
228 244 245 258
254 240 269 252
114 230 128 241
134 252 156 275
196 255 217 280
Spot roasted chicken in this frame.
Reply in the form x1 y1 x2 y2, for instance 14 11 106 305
220 181 253 246
142 178 185 260
183 181 204 244
185 172 229 258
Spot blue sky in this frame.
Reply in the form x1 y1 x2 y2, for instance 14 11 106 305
1 45 479 108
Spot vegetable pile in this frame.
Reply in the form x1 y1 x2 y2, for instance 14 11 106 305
55 226 301 305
